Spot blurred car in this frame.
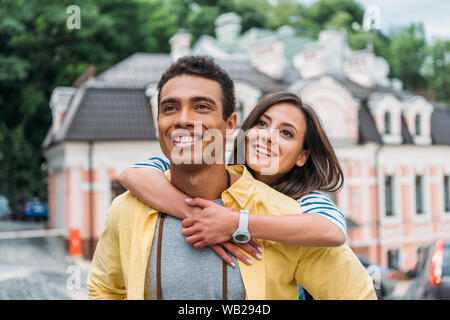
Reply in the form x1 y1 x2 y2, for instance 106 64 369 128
357 255 396 299
404 240 450 300
0 195 10 219
11 197 48 221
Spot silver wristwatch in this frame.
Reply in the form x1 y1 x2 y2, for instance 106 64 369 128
232 209 251 243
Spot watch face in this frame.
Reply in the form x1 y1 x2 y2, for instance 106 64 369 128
235 234 249 243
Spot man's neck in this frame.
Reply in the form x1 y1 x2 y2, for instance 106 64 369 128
170 164 230 200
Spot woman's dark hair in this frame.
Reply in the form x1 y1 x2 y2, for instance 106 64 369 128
230 91 344 199
157 55 235 120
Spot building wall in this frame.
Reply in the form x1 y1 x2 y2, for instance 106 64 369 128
45 140 163 258
340 144 450 270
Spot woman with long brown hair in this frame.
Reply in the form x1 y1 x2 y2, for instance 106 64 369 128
118 91 347 269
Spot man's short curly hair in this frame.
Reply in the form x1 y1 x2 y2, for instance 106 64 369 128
157 55 235 120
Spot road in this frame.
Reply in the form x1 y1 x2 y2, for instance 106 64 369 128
0 219 90 300
0 219 412 300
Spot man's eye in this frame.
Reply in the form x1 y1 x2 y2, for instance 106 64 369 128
163 105 176 112
196 104 210 110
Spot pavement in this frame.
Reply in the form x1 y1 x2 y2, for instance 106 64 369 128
0 220 91 300
0 219 47 232
384 280 412 300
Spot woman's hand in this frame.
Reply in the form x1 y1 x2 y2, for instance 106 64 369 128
210 240 263 266
181 197 263 265
181 198 239 246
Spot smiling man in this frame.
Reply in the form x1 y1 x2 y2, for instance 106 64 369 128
86 56 376 300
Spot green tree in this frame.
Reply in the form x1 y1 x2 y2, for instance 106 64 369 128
422 40 450 103
0 0 178 207
387 23 427 90
295 0 364 38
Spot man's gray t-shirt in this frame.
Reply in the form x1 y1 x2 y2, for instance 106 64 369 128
144 199 246 300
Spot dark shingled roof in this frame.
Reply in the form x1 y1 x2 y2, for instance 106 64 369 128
401 115 414 144
358 99 382 144
431 104 450 145
65 88 156 141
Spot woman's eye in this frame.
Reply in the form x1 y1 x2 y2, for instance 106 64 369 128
281 129 293 137
256 119 267 127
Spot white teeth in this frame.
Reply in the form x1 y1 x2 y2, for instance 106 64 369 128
254 145 273 157
173 135 200 143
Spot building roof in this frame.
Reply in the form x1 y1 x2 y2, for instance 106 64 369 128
43 88 155 148
431 103 450 145
43 52 450 148
358 98 382 144
89 52 286 94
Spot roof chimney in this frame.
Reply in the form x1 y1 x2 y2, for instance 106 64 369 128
215 12 242 46
49 87 76 136
169 29 191 62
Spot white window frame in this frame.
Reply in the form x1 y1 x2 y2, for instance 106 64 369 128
443 174 450 216
386 248 402 270
380 171 402 224
411 167 431 223
384 110 392 135
414 113 422 136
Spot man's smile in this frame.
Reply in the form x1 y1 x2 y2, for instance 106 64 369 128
170 131 203 149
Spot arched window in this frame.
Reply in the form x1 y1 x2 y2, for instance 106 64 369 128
384 111 391 134
415 113 422 136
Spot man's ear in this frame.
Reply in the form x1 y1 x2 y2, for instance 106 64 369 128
225 112 237 133
296 149 310 167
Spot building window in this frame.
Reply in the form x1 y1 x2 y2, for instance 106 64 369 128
415 114 422 136
445 175 450 212
385 175 394 216
415 175 424 214
236 101 244 127
387 249 400 270
384 111 391 134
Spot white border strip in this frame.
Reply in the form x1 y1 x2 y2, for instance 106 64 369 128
0 228 67 240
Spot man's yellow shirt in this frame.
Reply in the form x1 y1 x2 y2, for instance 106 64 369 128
87 165 377 300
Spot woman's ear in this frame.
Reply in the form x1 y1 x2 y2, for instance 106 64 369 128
296 149 310 167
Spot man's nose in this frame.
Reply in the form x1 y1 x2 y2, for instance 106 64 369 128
175 107 195 128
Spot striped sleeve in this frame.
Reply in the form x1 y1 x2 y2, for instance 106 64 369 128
297 191 347 238
131 156 170 172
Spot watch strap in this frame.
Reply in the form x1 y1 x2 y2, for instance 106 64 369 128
238 209 249 232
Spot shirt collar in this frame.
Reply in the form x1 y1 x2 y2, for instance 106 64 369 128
223 165 257 208
145 165 257 215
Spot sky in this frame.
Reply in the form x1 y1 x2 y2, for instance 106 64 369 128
297 0 450 42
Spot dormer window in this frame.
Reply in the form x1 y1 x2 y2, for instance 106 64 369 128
384 111 391 134
236 101 244 127
401 96 432 145
415 113 422 136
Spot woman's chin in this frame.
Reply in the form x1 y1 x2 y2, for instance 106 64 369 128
247 162 279 177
